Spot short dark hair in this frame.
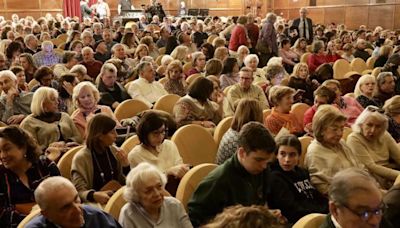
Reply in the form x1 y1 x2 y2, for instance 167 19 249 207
221 57 238 75
136 111 167 146
239 122 276 154
0 126 41 163
10 65 24 75
34 66 53 83
275 134 301 155
86 114 117 152
280 39 291 48
188 77 214 103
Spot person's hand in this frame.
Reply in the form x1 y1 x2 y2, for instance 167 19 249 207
270 209 288 225
112 101 120 110
93 191 113 204
115 147 129 167
49 141 66 148
62 81 74 95
7 114 25 124
202 121 216 128
66 142 81 148
167 164 190 178
6 87 19 103
216 92 224 104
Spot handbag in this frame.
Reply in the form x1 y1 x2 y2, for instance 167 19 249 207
256 40 271 54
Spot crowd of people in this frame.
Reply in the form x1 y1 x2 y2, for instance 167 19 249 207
0 3 400 228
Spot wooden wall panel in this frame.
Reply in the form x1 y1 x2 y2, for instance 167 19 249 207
348 0 370 4
307 8 324 25
41 1 63 9
345 6 369 29
7 0 39 9
274 0 289 9
395 5 400 29
324 7 345 25
368 5 394 29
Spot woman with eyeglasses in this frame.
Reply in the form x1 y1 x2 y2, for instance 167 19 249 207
347 106 400 189
0 126 60 227
129 111 189 179
71 114 129 205
354 74 380 108
304 105 364 195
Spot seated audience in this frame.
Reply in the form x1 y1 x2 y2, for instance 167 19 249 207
119 162 192 228
0 70 32 124
71 114 129 204
216 98 264 165
53 51 79 78
26 176 121 227
129 111 189 178
279 39 298 73
237 45 249 67
304 106 363 195
383 95 400 143
10 65 28 92
127 61 168 108
188 122 277 227
307 40 328 73
321 168 383 228
174 77 223 128
71 81 120 139
322 79 364 125
374 45 392 68
81 46 103 79
94 39 111 63
347 106 400 188
0 126 60 227
219 57 240 90
374 72 396 108
226 67 269 116
204 58 223 78
33 40 62 67
97 63 130 110
265 86 304 136
31 66 58 92
326 40 342 63
267 135 328 224
355 74 381 108
341 43 355 62
292 38 307 60
244 54 267 85
353 39 371 61
288 63 318 106
163 60 187 97
57 73 79 114
186 51 206 78
70 64 92 82
19 53 37 82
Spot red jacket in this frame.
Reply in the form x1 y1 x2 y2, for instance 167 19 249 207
228 24 249 52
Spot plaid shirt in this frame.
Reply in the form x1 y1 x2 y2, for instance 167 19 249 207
33 51 62 67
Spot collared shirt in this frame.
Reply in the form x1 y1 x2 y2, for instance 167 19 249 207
226 83 269 116
33 51 62 67
127 77 168 108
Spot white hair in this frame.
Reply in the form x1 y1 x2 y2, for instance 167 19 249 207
34 176 76 210
161 55 173 66
354 74 376 97
267 57 283 67
124 162 167 203
81 46 94 54
352 106 388 140
70 64 87 75
0 70 17 82
244 54 259 66
31 87 58 116
41 40 54 49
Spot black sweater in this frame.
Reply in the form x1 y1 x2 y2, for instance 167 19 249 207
267 161 329 224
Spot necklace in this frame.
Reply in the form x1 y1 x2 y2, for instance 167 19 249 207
92 148 114 184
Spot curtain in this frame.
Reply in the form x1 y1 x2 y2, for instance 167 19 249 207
63 0 82 19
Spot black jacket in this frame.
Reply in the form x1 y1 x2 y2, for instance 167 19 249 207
267 161 329 224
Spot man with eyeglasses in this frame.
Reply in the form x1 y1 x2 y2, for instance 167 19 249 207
225 67 269 116
321 168 384 228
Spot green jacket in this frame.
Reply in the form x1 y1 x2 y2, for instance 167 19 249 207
187 152 270 227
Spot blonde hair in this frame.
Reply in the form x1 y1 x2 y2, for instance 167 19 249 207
291 63 309 78
268 85 295 107
72 81 100 108
31 87 58 116
171 45 189 62
354 74 376 97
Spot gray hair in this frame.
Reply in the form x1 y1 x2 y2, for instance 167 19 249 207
376 72 394 87
31 87 58 116
124 162 167 203
81 30 93 40
70 64 87 75
24 34 37 45
34 176 76 210
81 46 94 54
244 54 259 66
0 70 17 82
352 106 388 138
161 55 173 66
329 168 380 205
137 61 153 76
100 62 117 76
41 40 54 49
266 13 277 23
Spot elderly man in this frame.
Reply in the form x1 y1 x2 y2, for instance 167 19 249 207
33 41 62 67
188 122 277 227
291 8 314 44
354 39 371 62
0 70 32 124
127 61 167 108
111 43 135 68
25 176 121 227
225 67 269 116
23 34 40 55
102 28 118 53
321 168 383 228
81 46 103 79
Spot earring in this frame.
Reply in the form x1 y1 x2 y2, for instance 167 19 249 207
23 154 27 158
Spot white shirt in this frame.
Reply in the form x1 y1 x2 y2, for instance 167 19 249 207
127 77 168 108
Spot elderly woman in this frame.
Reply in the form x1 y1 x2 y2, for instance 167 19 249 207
53 51 79 79
31 66 58 92
20 87 82 157
347 106 400 188
304 105 363 195
220 57 240 90
0 126 60 227
237 45 249 67
156 55 173 77
173 77 223 128
186 52 206 78
265 86 304 136
140 36 159 60
257 13 278 67
216 98 263 165
322 79 364 125
307 40 328 73
383 96 400 142
119 162 192 227
70 64 92 82
163 60 187 97
374 72 396 107
97 63 130 110
129 111 189 178
354 74 380 108
71 114 129 204
71 81 120 139
267 135 328 224
244 54 267 85
288 63 318 106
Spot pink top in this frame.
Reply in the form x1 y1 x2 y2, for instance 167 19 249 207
280 49 298 66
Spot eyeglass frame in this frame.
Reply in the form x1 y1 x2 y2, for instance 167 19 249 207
339 202 386 221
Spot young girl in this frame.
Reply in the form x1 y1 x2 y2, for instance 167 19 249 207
267 134 328 224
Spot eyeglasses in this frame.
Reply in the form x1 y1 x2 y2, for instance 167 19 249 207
341 203 386 221
150 128 168 137
366 106 385 114
240 77 253 81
